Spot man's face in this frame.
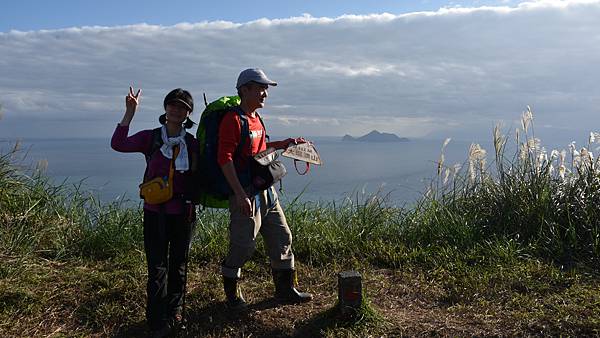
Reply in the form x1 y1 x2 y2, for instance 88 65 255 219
241 82 269 110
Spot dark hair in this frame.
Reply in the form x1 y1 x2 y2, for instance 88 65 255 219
183 118 195 129
163 88 194 112
159 113 195 129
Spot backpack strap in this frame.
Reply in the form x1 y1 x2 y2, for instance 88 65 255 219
231 107 252 187
142 127 164 182
255 112 269 142
233 107 249 154
146 127 164 162
184 132 197 173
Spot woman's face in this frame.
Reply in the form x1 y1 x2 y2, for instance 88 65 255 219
165 101 190 125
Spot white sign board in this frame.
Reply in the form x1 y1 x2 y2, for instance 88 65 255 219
281 143 323 165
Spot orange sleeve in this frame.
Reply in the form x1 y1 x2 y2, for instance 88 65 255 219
217 112 242 167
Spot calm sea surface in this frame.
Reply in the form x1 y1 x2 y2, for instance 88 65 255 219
1 137 492 207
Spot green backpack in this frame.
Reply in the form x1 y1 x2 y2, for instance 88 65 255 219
196 96 250 208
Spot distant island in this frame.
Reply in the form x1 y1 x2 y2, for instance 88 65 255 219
342 130 409 143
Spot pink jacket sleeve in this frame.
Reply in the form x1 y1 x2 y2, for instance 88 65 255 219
110 124 152 155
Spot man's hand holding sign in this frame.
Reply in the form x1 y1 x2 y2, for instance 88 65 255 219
281 140 323 174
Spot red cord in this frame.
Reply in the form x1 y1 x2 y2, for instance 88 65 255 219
294 159 310 175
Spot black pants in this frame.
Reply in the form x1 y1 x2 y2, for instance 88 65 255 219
143 209 194 330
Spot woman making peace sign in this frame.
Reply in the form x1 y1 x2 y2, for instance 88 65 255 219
111 87 199 337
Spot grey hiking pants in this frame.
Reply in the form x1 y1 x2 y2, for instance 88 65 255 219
221 188 295 278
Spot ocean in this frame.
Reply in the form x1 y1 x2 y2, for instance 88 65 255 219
1 136 491 208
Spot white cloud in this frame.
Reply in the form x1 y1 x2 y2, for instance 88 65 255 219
274 59 404 77
1 0 600 140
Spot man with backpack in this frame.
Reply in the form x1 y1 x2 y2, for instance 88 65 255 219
217 68 313 309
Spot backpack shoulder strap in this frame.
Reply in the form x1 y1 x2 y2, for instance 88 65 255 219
230 107 253 186
232 106 250 152
255 111 269 142
146 127 163 162
185 132 198 172
184 131 195 148
142 127 164 182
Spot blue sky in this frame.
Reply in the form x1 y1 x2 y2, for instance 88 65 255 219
1 0 523 32
1 0 599 143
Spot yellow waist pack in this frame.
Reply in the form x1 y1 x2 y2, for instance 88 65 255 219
139 146 179 205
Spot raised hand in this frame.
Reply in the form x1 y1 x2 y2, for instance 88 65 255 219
125 86 142 115
120 86 142 126
268 137 307 150
292 137 307 145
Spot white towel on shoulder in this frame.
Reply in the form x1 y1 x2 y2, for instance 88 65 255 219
159 125 189 171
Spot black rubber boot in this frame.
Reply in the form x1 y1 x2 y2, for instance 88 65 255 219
223 276 247 310
272 268 313 303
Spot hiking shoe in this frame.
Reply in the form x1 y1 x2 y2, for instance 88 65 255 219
223 276 248 310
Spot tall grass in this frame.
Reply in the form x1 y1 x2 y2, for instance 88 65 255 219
0 146 142 261
420 107 600 267
1 108 599 270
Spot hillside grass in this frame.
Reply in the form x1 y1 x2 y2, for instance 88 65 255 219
2 111 600 337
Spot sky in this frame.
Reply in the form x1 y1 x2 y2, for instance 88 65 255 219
0 0 521 32
1 0 599 143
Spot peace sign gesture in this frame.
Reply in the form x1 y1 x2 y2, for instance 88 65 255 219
125 86 142 115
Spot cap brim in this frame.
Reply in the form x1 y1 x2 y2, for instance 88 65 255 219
166 98 192 111
253 80 278 87
236 81 277 89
